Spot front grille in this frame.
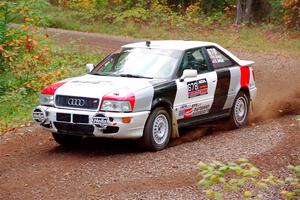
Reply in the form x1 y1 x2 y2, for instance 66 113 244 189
73 114 89 123
55 95 99 110
54 122 94 136
57 113 71 122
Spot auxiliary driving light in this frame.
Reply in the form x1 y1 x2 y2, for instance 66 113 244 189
32 107 46 124
92 113 109 129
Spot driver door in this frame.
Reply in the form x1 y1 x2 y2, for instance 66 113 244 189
174 48 217 119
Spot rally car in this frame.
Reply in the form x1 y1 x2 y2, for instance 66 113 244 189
32 40 257 151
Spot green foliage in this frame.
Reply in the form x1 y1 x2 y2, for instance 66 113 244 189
44 0 234 28
282 0 300 29
0 0 103 132
0 43 102 132
269 0 283 21
25 0 299 32
32 2 300 56
197 159 300 199
1 0 44 91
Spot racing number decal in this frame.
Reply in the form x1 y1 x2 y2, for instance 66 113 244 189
187 79 208 98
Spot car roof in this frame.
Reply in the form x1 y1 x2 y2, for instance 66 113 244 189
122 40 255 66
122 40 217 51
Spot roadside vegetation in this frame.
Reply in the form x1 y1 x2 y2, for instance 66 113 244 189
0 1 102 132
198 159 300 199
31 0 300 54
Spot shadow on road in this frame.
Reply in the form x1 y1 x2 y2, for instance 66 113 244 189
47 120 232 156
48 137 144 156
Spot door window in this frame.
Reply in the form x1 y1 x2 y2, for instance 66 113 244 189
177 48 209 77
206 47 234 69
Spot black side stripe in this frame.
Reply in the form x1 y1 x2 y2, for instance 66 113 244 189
209 69 231 113
151 80 177 109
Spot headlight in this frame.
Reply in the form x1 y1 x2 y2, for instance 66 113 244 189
101 100 132 112
40 94 54 106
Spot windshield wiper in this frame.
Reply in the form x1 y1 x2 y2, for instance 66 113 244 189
93 72 119 76
119 74 153 79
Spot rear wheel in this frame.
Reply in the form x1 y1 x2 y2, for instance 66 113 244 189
141 107 171 151
229 91 249 128
52 132 82 146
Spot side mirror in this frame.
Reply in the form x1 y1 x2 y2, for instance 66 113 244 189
180 69 197 82
86 63 94 72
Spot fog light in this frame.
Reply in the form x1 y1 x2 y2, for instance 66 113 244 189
122 117 132 124
32 107 46 124
93 113 109 129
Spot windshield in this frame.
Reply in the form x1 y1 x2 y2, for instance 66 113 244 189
91 48 182 79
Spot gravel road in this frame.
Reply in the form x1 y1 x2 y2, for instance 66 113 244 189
0 28 299 200
0 116 299 199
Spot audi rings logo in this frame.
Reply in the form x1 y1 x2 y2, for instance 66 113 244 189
67 98 85 106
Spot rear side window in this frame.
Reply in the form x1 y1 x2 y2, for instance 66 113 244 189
206 47 234 69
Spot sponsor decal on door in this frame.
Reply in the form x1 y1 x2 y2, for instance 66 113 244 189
178 103 210 119
187 78 208 98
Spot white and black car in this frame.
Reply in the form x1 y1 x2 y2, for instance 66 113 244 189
32 40 257 151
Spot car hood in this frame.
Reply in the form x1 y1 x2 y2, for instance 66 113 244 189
55 74 161 98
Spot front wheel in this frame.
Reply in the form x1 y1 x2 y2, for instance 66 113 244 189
141 107 171 151
229 91 250 128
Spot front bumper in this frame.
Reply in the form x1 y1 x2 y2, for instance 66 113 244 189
35 106 150 139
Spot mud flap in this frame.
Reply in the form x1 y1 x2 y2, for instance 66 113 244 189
171 111 180 138
250 100 254 112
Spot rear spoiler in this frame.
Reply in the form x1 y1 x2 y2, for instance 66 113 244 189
214 44 255 67
238 60 255 67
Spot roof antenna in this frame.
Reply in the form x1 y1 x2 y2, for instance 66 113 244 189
146 41 151 47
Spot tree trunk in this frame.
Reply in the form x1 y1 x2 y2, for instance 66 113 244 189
49 0 59 5
244 0 253 23
236 0 243 24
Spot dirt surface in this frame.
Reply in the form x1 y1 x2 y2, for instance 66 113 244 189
0 28 300 199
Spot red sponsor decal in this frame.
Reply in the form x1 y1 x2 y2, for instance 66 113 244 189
184 107 193 118
41 82 65 95
240 66 250 87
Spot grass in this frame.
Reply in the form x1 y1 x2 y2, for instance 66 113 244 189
0 41 103 132
38 5 300 56
0 92 38 132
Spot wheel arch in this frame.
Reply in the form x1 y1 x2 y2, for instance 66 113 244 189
151 98 173 116
228 86 251 128
151 98 180 139
239 86 250 100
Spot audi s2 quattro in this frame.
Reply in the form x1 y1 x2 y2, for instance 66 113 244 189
32 40 257 151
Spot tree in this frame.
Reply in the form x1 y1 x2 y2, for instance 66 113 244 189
236 0 273 24
236 0 253 24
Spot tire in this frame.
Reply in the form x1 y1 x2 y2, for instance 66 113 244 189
229 91 250 128
141 107 171 151
52 132 82 146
